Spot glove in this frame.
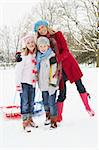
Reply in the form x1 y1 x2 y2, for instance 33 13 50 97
16 85 22 93
49 56 57 65
15 52 22 62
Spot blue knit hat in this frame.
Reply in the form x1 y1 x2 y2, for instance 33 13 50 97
34 20 48 32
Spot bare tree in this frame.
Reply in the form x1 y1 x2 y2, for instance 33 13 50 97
32 0 97 65
13 24 22 53
0 13 34 65
12 14 34 53
56 0 98 66
0 26 11 63
0 0 98 66
34 0 58 27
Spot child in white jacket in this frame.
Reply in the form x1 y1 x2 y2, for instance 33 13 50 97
36 37 59 129
15 35 38 132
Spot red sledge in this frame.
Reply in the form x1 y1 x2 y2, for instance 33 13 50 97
0 105 21 119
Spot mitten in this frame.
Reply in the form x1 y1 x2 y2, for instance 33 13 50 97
49 56 57 65
16 84 22 93
15 52 22 62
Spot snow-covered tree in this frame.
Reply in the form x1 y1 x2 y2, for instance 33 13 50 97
0 0 98 66
56 0 98 66
32 0 97 66
0 26 11 63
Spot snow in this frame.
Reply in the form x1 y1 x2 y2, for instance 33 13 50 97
0 66 99 150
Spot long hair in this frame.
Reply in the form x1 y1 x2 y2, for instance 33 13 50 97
22 47 36 56
37 26 56 38
47 27 56 35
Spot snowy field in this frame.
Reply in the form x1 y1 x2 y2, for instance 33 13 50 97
0 66 99 150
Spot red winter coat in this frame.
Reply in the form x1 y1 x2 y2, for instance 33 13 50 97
50 31 83 84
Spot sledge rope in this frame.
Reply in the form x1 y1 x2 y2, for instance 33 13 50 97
0 87 44 119
0 105 21 119
0 101 44 119
0 91 21 119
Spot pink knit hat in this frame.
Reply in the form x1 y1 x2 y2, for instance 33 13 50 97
22 34 35 48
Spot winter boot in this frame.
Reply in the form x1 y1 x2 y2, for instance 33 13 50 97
57 102 64 122
50 116 57 129
80 93 95 116
22 120 31 132
44 112 51 125
28 117 38 128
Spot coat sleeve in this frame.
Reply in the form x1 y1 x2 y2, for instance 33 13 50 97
56 31 70 63
15 57 25 85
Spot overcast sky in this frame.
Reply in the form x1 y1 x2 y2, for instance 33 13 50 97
0 1 39 28
0 0 67 29
0 0 70 29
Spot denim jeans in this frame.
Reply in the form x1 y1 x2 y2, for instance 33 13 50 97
57 70 86 102
20 83 35 116
42 91 57 117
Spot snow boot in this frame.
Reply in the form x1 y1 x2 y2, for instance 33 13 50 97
22 120 31 132
50 116 57 129
28 117 38 128
44 112 51 125
80 93 95 116
57 102 64 122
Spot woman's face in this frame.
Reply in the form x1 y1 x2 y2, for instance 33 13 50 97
38 25 48 35
26 39 35 51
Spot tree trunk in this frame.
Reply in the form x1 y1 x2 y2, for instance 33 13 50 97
96 1 99 67
96 50 99 67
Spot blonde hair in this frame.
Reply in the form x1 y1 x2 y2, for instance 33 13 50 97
37 26 56 38
21 47 36 56
47 27 56 35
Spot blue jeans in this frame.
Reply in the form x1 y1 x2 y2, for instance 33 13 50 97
20 83 35 116
42 91 57 117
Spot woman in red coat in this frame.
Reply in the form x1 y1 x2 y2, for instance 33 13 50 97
34 20 95 122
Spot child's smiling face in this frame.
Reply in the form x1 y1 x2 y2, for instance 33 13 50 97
26 38 35 51
38 44 49 53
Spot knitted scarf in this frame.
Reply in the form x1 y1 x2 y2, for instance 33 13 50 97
36 48 52 72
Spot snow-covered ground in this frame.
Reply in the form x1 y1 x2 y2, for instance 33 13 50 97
0 66 99 150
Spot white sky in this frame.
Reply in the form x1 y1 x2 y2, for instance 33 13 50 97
0 0 43 28
0 0 69 29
